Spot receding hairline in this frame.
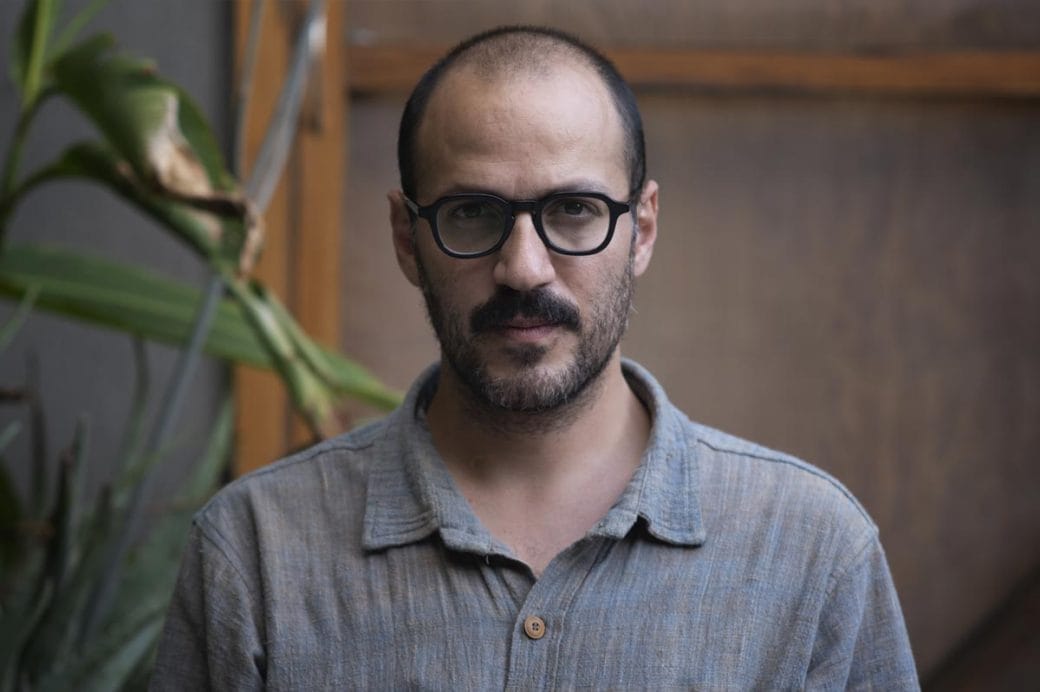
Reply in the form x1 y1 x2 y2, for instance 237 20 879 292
398 26 647 200
444 29 601 81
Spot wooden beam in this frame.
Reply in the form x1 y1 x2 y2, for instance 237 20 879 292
347 45 1040 98
290 0 346 449
233 0 293 476
232 1 347 474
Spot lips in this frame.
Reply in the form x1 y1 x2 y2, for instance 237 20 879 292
496 319 558 344
500 317 555 330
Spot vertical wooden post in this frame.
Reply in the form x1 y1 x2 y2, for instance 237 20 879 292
232 0 346 475
290 0 346 449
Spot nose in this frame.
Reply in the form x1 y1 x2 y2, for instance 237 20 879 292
492 212 556 291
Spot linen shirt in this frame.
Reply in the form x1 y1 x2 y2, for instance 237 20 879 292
152 360 918 690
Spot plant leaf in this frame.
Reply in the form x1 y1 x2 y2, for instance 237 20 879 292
18 482 114 682
36 608 164 692
0 243 401 413
57 397 232 688
9 0 62 109
47 0 110 63
0 242 264 364
0 422 21 456
26 353 48 517
0 574 54 692
41 40 262 270
0 285 37 354
19 421 90 676
112 339 150 479
47 40 257 270
174 393 233 505
246 0 324 210
19 140 230 264
52 39 199 192
0 439 24 568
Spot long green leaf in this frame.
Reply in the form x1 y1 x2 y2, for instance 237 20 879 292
0 243 401 410
0 242 265 364
65 396 233 685
50 37 238 196
174 394 233 505
15 141 231 265
0 285 36 354
46 39 256 271
18 482 113 682
48 0 110 63
50 39 178 182
0 422 20 457
0 574 53 692
0 432 24 568
26 354 47 517
38 611 164 692
113 339 150 479
246 0 323 210
19 421 91 677
10 0 61 110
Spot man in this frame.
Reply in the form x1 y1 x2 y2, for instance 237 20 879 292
153 26 918 690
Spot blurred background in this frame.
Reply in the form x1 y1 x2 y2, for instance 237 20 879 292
2 1 1037 688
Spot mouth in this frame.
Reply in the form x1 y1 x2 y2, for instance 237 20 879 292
494 318 560 343
469 288 580 345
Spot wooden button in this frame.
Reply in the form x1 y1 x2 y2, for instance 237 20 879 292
523 615 546 640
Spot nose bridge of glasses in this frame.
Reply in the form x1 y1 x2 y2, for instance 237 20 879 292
499 199 551 256
506 199 541 229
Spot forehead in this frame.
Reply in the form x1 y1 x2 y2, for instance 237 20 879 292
413 62 627 199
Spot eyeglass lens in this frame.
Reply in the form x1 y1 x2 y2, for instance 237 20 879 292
435 195 613 254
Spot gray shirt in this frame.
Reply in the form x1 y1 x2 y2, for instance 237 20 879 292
152 360 918 690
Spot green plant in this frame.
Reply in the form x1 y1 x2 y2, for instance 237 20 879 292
0 0 401 430
0 294 232 690
0 0 400 688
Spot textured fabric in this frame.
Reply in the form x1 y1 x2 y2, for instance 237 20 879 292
151 360 918 690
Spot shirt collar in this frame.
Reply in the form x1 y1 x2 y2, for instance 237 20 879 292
362 360 706 554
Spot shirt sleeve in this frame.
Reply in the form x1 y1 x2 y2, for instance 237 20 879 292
806 535 919 691
149 521 266 691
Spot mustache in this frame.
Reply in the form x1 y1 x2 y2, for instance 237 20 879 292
470 288 580 334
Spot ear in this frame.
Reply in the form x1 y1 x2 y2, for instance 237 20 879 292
388 190 421 287
632 179 658 277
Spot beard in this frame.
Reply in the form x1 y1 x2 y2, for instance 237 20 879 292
416 241 635 415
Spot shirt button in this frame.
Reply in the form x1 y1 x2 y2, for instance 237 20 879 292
523 615 546 640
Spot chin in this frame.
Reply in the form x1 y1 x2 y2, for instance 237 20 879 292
464 349 600 413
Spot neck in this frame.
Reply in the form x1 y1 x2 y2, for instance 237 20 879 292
425 355 651 575
425 354 650 487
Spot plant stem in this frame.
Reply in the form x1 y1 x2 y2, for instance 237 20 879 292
79 275 225 643
0 99 44 242
234 0 267 177
247 0 325 209
22 0 54 112
49 0 111 60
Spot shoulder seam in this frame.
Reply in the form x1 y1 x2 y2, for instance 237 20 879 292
822 527 881 601
695 437 874 527
218 430 379 490
191 516 264 609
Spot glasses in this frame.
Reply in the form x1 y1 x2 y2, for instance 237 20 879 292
404 191 633 259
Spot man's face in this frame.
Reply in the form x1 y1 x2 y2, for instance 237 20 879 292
394 63 657 413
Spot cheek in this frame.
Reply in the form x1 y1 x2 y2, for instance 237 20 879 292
566 236 633 293
417 248 497 312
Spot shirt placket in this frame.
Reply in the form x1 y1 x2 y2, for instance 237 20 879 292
503 537 609 690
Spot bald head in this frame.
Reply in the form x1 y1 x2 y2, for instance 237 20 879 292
397 27 646 201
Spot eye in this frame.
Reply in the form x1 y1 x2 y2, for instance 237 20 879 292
451 202 492 219
561 200 591 216
544 196 606 222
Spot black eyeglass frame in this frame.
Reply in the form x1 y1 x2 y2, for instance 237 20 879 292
403 191 634 259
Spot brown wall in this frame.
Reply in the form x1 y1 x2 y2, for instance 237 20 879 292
341 1 1040 682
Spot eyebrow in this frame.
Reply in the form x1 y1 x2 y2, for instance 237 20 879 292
435 179 616 199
